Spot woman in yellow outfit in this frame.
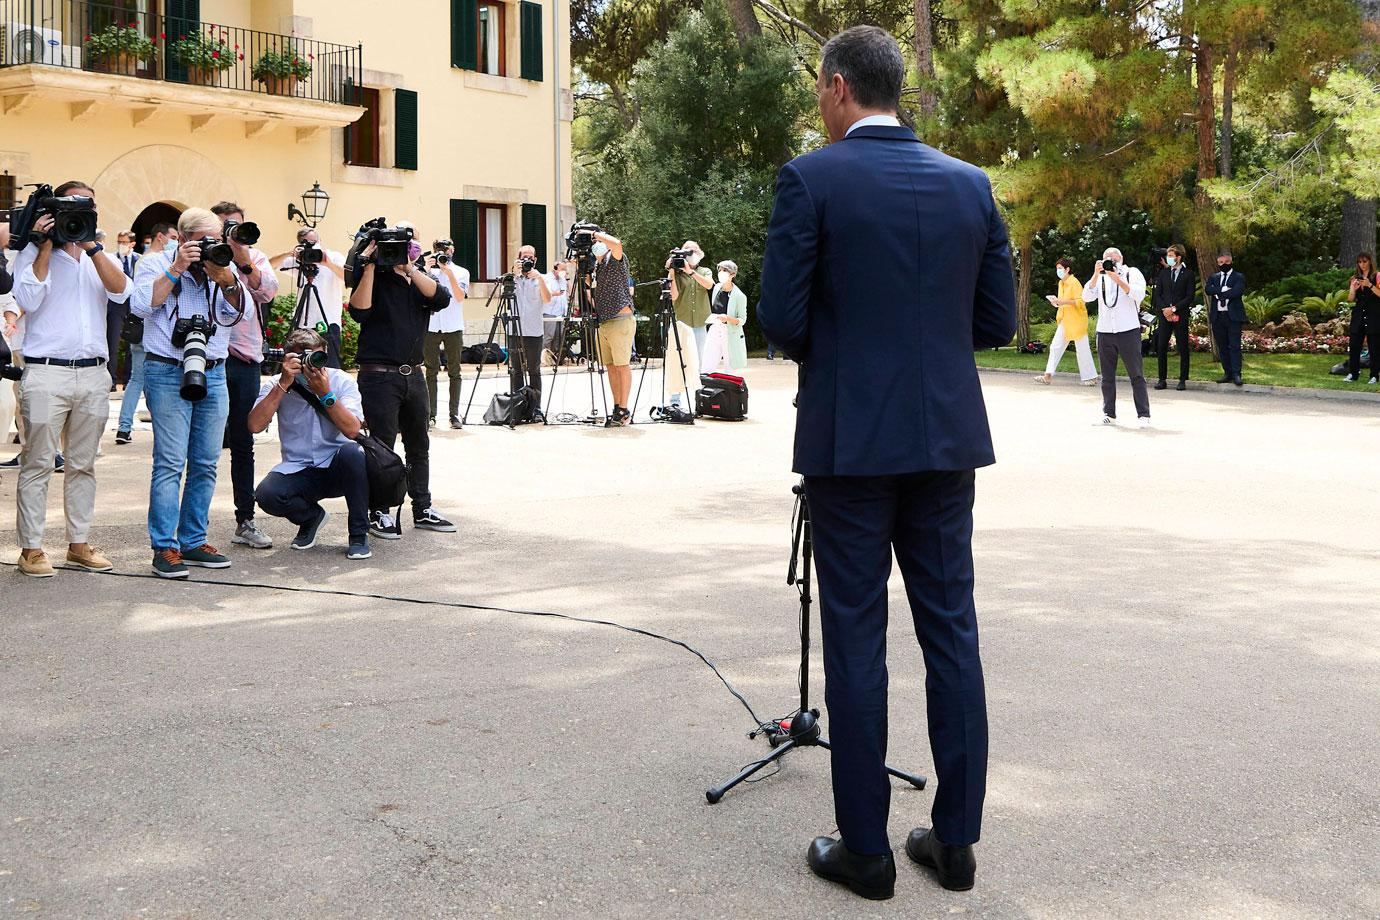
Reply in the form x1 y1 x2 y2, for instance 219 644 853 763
1036 257 1098 385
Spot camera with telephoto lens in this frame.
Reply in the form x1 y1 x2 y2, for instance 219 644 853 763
434 252 451 265
171 315 215 402
222 219 260 246
195 236 234 268
1102 259 1118 273
668 247 692 271
5 184 99 250
263 346 328 369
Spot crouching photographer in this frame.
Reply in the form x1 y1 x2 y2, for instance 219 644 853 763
131 208 247 578
249 328 370 560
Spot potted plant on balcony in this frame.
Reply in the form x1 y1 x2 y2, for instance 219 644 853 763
251 47 313 96
170 28 238 86
84 23 156 76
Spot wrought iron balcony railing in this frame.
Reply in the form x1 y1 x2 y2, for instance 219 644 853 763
0 0 361 105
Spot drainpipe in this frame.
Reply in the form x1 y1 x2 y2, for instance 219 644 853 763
551 0 562 256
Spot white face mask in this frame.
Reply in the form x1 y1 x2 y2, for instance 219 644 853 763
591 242 609 259
117 243 132 256
717 271 732 285
1056 267 1067 280
688 252 702 268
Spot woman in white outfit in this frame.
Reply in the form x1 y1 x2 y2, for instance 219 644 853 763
700 260 748 376
1037 257 1098 385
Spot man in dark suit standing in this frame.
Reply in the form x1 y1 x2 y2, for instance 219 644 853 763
1153 243 1194 390
1204 250 1246 386
758 26 1016 902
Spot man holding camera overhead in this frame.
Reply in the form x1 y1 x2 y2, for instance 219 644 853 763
209 201 281 551
422 238 469 429
348 221 456 539
271 228 348 368
131 207 247 579
8 181 129 578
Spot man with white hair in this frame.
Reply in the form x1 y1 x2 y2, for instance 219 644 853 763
665 240 712 411
1083 247 1151 428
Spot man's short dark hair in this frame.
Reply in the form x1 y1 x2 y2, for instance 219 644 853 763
821 26 905 112
210 201 242 218
286 327 328 354
151 221 176 239
54 180 93 197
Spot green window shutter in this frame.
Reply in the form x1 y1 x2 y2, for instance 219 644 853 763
519 2 543 82
520 204 548 271
164 0 201 83
342 77 359 163
394 89 418 171
452 0 478 71
452 199 480 279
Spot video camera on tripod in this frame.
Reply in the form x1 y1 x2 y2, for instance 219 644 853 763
4 184 98 250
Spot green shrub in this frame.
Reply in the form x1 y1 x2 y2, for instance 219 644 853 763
1028 296 1057 326
84 24 156 60
265 294 359 369
252 47 313 82
1258 268 1353 301
171 29 236 72
1299 290 1349 324
1243 294 1300 326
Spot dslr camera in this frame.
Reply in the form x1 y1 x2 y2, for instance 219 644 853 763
518 257 536 274
194 236 234 269
0 335 21 382
222 218 260 247
263 346 328 369
171 315 215 402
5 184 99 250
1102 259 1119 273
668 247 693 271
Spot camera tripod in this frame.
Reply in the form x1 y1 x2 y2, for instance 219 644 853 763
631 278 696 425
706 480 928 805
293 263 338 367
461 274 537 427
542 257 610 427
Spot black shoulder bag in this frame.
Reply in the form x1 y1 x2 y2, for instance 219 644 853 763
289 379 409 510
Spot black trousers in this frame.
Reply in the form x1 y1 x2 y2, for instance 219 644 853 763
805 471 987 854
325 324 343 370
1211 314 1244 379
1154 316 1190 382
357 369 431 514
106 303 128 385
508 335 543 396
1348 305 1377 378
255 442 369 539
225 356 261 524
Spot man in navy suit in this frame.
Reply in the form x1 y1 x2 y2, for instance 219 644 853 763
758 26 1016 901
1204 250 1246 386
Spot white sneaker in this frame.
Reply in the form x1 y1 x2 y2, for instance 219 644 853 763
1370 377 1378 385
1344 373 1357 382
1139 417 1152 429
232 519 273 549
1098 415 1115 427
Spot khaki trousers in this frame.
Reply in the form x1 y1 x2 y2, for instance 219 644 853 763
17 363 110 547
666 319 700 399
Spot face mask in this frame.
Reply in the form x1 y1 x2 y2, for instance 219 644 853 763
1056 267 1067 280
1219 262 1231 271
1166 257 1177 267
717 271 732 285
163 239 179 257
407 242 422 262
689 252 702 267
591 242 609 259
117 244 132 256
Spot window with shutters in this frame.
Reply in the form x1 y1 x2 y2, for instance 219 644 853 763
520 203 547 272
477 204 508 283
477 3 507 76
0 173 16 210
344 86 382 168
519 2 543 82
394 89 419 171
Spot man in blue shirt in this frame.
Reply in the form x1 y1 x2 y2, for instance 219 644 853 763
248 328 370 560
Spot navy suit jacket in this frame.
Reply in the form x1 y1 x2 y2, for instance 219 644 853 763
757 125 1017 476
1204 269 1247 324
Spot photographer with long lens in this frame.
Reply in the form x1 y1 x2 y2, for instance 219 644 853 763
7 181 128 578
510 244 552 402
582 230 636 426
131 208 247 578
347 219 456 538
665 240 713 412
249 327 371 560
422 239 469 429
207 201 281 551
271 228 347 367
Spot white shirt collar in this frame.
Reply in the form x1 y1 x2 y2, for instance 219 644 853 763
845 114 902 137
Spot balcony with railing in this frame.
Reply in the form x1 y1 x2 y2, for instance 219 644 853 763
0 0 363 136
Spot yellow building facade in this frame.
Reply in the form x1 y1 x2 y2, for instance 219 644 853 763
0 0 572 333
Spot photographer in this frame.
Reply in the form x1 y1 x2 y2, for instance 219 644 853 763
271 228 348 367
511 244 551 401
8 181 129 578
422 239 469 428
348 223 456 537
210 201 281 550
582 230 635 426
1083 247 1151 427
1204 250 1247 386
130 208 247 578
116 222 176 444
1152 244 1194 391
249 328 371 560
542 260 571 362
665 240 713 411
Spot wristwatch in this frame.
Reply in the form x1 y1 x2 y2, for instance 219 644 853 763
86 242 104 255
237 263 254 275
221 282 242 298
321 390 337 408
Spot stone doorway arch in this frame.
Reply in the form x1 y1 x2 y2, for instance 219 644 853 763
93 145 240 239
131 202 184 253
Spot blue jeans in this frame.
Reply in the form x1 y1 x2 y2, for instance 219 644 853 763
144 360 229 551
117 343 145 432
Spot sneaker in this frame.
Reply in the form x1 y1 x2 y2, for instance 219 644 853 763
182 544 231 568
413 507 456 532
369 510 403 540
18 550 55 578
1139 417 1152 429
428 417 436 430
291 508 329 550
65 546 113 572
232 519 274 549
54 453 64 473
1344 373 1357 382
0 456 17 467
152 548 189 579
346 537 372 560
1370 377 1379 385
449 416 462 429
115 430 132 445
1098 415 1115 427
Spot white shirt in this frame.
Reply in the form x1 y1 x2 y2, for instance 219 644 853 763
11 243 130 360
1084 265 1147 334
427 262 470 334
845 114 902 136
279 249 346 328
544 272 570 318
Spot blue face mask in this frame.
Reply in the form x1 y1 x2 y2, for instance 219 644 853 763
1056 267 1067 280
1167 257 1177 267
163 239 179 257
591 242 609 259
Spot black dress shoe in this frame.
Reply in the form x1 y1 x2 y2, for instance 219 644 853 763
905 827 975 892
1153 380 1167 390
1233 376 1243 387
1215 374 1231 384
1176 381 1187 391
807 836 895 901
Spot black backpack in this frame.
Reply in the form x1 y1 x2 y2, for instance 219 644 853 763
291 381 408 508
483 386 540 427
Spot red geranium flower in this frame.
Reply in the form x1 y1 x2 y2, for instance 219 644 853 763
159 32 166 39
212 50 221 59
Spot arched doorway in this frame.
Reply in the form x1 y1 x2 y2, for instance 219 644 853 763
131 202 183 253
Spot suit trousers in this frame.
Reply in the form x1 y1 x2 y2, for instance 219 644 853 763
1154 316 1191 383
224 356 261 524
804 471 988 855
424 331 464 420
357 369 431 515
1211 314 1244 379
1097 329 1151 419
17 363 110 547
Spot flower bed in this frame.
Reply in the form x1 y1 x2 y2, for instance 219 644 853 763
1189 333 1351 355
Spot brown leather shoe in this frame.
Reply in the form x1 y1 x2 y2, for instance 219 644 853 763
66 546 113 572
18 550 56 578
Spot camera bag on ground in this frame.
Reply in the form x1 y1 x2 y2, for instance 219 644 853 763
290 380 409 509
695 373 748 421
483 385 540 427
462 342 506 365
